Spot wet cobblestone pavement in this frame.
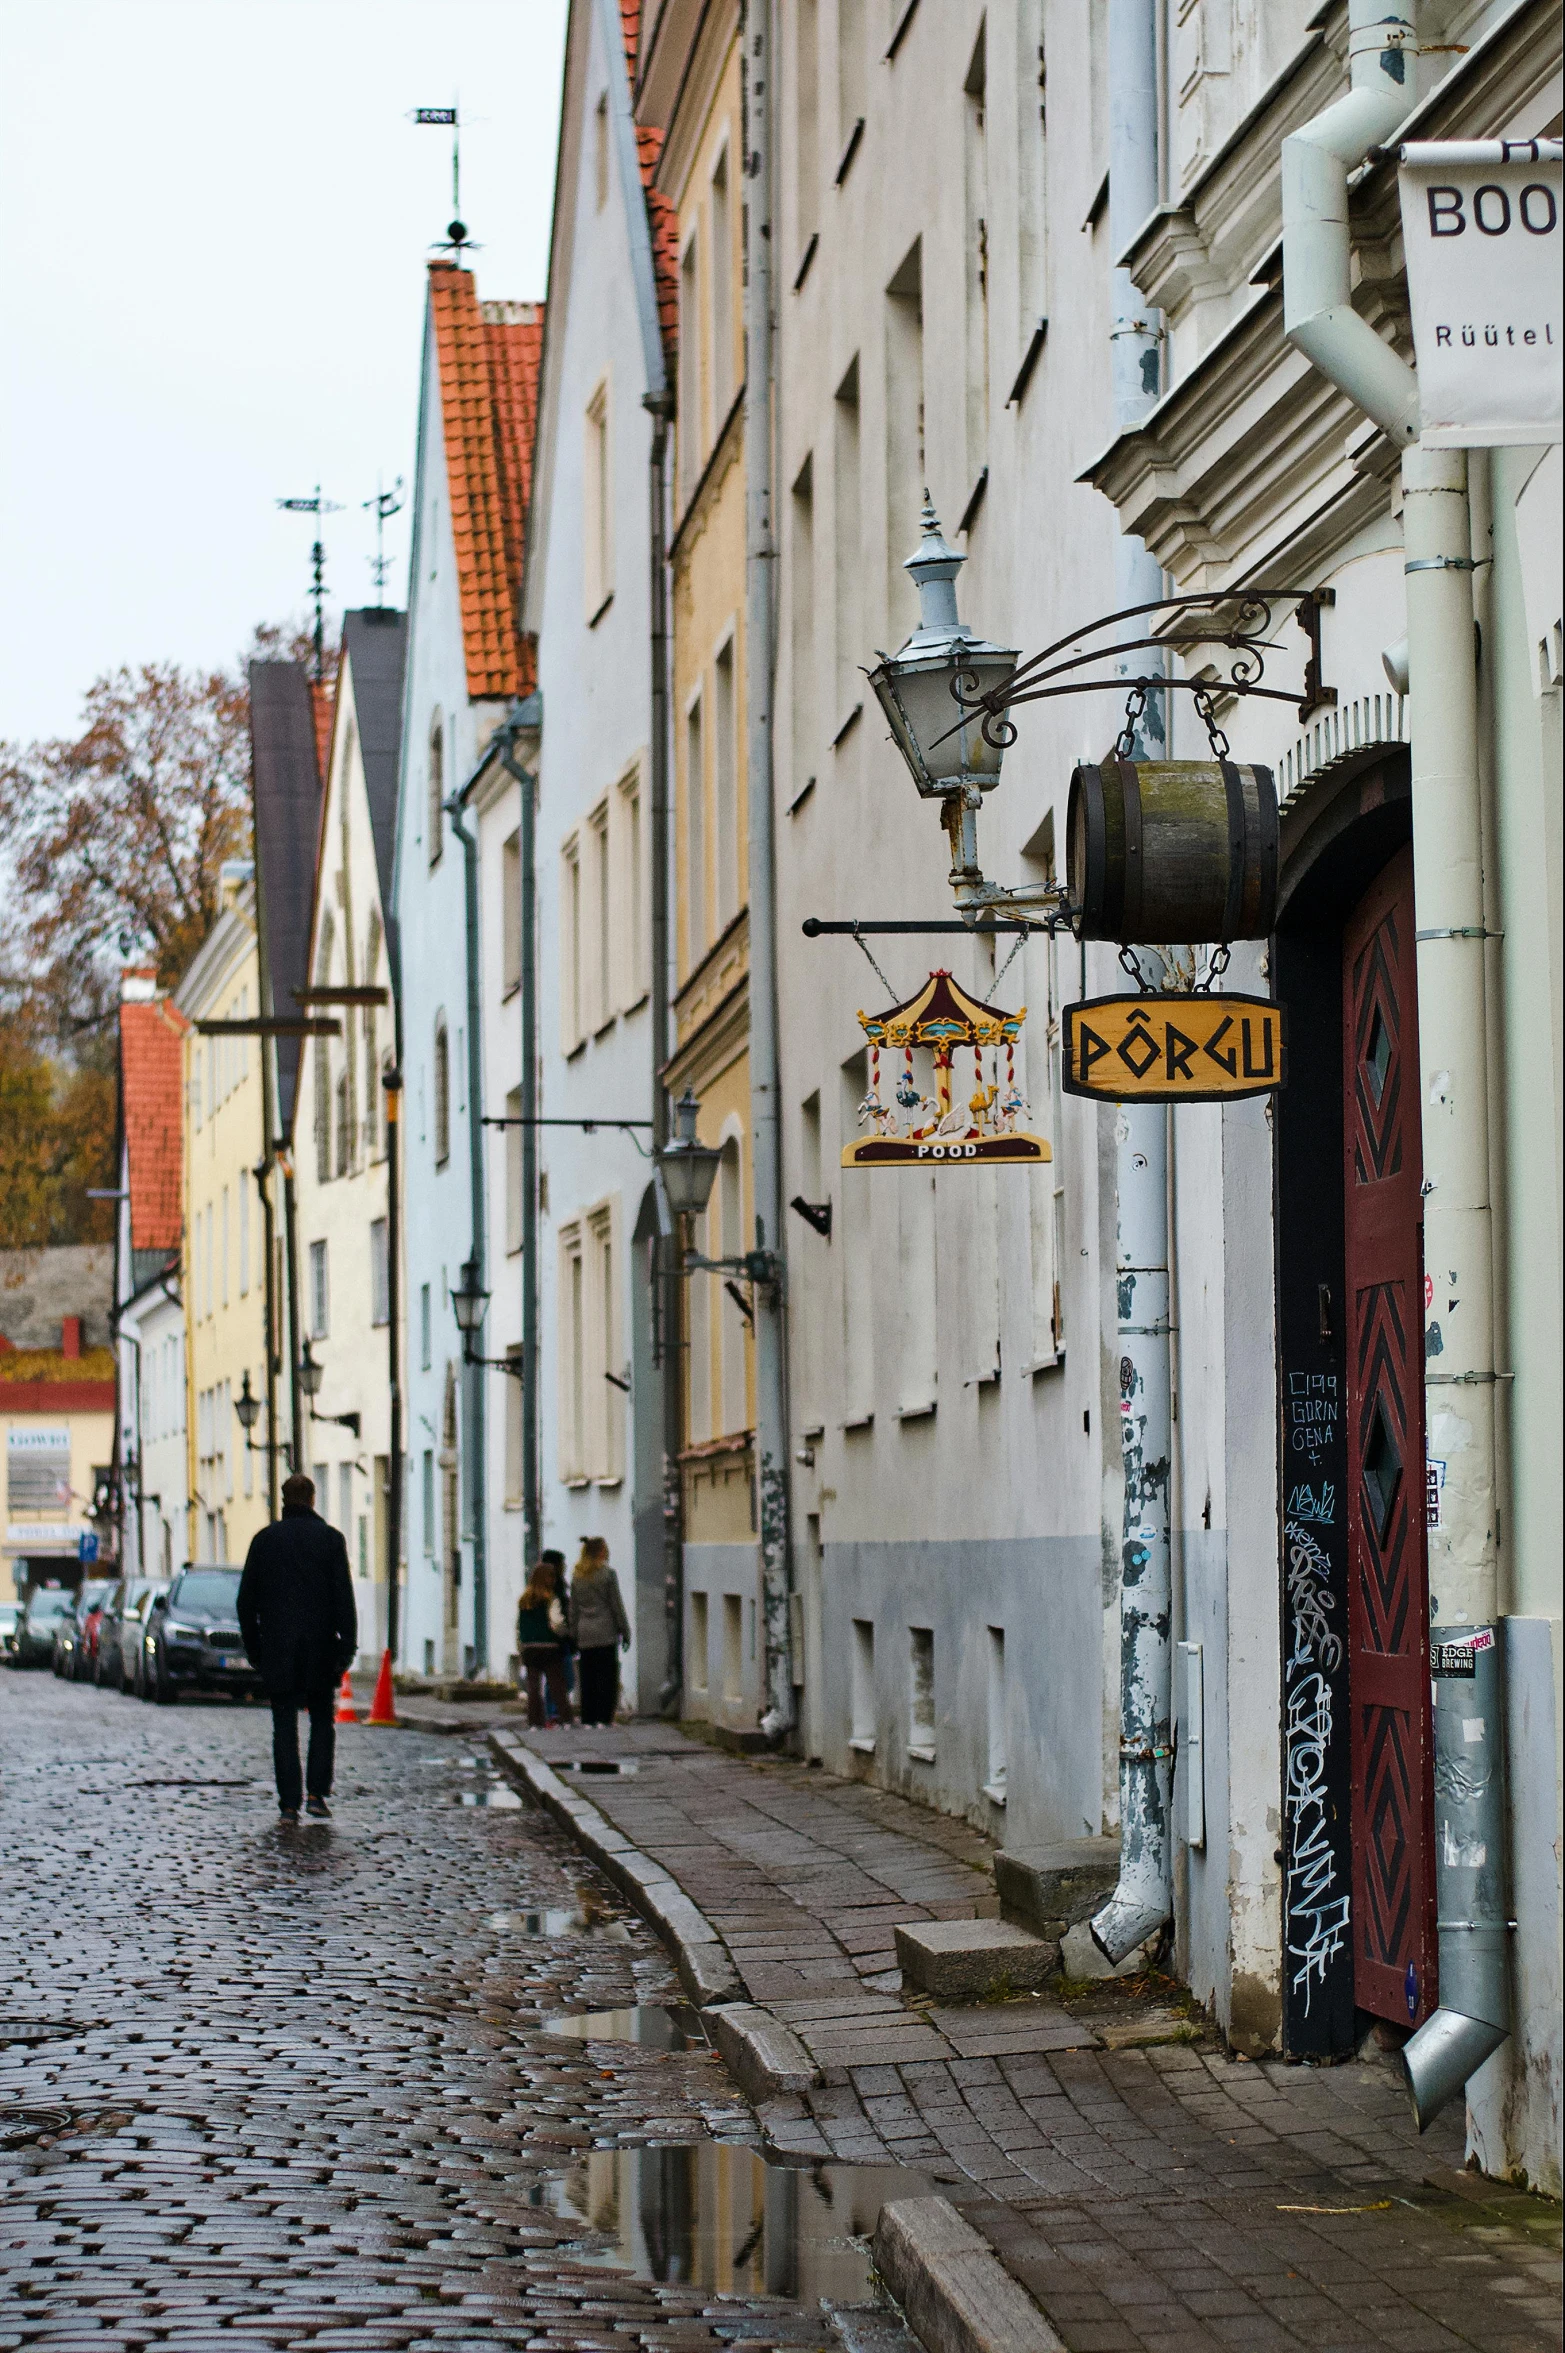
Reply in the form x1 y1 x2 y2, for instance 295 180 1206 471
0 1674 917 2352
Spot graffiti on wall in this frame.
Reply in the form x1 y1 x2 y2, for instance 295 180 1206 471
1283 1494 1351 2016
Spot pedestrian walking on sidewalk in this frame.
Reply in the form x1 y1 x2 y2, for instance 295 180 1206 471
237 1471 358 1823
517 1554 573 1728
568 1537 630 1727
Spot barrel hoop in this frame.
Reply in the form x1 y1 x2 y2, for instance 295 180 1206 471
1118 759 1144 942
1219 761 1247 942
1077 763 1108 937
1252 763 1279 937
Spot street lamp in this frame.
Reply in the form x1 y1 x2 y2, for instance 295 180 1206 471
298 1337 361 1437
234 1370 262 1436
868 494 1019 802
450 1259 522 1376
656 1088 722 1221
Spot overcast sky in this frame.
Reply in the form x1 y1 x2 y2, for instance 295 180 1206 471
0 0 568 747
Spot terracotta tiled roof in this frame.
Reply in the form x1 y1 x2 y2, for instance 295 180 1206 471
429 263 545 702
119 998 188 1254
621 3 680 365
310 679 334 784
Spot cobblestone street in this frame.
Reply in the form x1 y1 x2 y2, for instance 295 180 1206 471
0 1674 915 2352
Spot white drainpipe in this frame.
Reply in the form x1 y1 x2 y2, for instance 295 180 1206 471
1282 0 1510 2125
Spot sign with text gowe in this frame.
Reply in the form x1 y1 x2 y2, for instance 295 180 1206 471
1063 992 1285 1103
1399 139 1562 446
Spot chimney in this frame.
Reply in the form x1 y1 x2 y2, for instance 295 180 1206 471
120 965 158 1004
62 1316 82 1359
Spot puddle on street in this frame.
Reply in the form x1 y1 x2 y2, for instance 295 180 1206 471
542 2003 706 2050
538 2148 932 2301
456 1783 523 1808
553 1758 639 1776
489 1906 633 1942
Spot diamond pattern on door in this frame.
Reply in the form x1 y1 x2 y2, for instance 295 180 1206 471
1342 847 1436 2028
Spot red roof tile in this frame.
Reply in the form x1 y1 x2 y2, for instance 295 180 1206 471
310 679 334 784
620 5 679 365
429 264 545 702
120 999 188 1255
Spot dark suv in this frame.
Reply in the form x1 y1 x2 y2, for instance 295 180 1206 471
14 1584 77 1669
144 1568 260 1703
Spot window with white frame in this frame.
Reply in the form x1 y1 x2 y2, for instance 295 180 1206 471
713 635 740 931
505 1087 523 1255
428 711 445 864
433 1017 451 1164
558 1223 587 1481
238 1175 249 1298
587 799 611 1033
717 1135 747 1436
370 1218 389 1328
678 229 701 498
613 762 647 1009
588 1202 623 1483
584 379 612 617
710 142 734 419
501 829 521 994
505 1348 524 1502
560 833 584 1052
684 691 706 967
309 1239 329 1340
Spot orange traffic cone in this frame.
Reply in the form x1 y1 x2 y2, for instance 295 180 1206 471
366 1647 397 1727
334 1670 358 1725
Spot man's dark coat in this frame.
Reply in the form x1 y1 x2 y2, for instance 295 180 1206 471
237 1507 358 1699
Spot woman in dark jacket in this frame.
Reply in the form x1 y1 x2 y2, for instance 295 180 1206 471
567 1537 630 1727
516 1554 573 1728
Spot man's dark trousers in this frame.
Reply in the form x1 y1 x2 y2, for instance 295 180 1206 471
271 1693 336 1812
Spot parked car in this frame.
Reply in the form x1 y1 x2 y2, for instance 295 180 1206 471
96 1578 166 1693
0 1601 20 1659
143 1567 260 1703
55 1579 114 1679
14 1584 77 1668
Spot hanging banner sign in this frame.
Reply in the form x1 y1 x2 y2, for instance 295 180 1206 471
1398 140 1563 447
841 968 1054 1168
1063 992 1285 1102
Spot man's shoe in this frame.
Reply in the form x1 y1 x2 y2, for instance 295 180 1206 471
279 1807 301 1824
305 1795 331 1819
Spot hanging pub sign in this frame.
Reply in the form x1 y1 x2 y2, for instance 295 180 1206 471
1398 139 1563 448
1063 992 1286 1103
842 970 1052 1168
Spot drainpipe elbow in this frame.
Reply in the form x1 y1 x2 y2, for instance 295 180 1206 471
1402 2005 1510 2132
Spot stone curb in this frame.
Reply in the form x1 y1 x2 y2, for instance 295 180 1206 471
488 1729 746 2012
872 2199 1065 2353
705 2003 818 2102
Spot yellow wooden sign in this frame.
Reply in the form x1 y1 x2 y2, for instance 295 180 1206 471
1062 992 1285 1102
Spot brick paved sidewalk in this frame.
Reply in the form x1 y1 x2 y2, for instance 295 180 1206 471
509 1723 1563 2353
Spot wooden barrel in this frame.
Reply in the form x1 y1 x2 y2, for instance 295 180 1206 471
1066 757 1278 944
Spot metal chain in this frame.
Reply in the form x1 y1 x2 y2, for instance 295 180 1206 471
1191 682 1232 760
993 928 1028 993
1194 941 1231 994
1118 943 1158 992
849 924 900 1001
1114 684 1149 761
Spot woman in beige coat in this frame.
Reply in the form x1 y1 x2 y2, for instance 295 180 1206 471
567 1537 630 1726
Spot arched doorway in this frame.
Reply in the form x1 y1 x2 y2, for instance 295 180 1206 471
1274 749 1437 2058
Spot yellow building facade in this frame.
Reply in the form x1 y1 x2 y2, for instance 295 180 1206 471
173 869 272 1565
659 15 754 1574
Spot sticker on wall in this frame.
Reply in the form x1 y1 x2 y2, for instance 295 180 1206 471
841 970 1052 1169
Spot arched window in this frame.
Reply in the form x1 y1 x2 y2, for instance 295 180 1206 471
433 1016 450 1167
427 711 445 866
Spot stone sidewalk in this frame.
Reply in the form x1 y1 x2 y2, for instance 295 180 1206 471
495 1722 1563 2353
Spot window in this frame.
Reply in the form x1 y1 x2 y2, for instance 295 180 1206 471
420 1282 432 1371
710 144 734 419
797 1092 824 1430
964 22 990 482
422 1448 435 1554
221 1187 230 1309
793 0 819 262
909 1627 935 1760
588 800 611 1032
559 1203 621 1483
685 692 706 966
501 828 521 994
613 763 646 1008
335 1070 352 1179
590 1203 622 1482
504 1348 524 1504
560 834 583 1051
309 1240 329 1340
714 636 739 931
689 1591 710 1694
559 1225 586 1481
722 1593 744 1702
584 379 612 617
204 1204 214 1323
790 457 816 801
338 1463 353 1543
838 1053 874 1422
370 1218 389 1327
838 0 865 156
433 1018 450 1166
505 1087 524 1255
314 1035 331 1185
850 1618 875 1750
239 1176 249 1298
363 914 382 1154
985 1627 1007 1801
718 1137 746 1436
678 230 701 498
833 359 861 723
886 240 925 636
593 87 610 210
427 712 445 864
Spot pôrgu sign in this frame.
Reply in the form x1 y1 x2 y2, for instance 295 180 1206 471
1063 992 1285 1103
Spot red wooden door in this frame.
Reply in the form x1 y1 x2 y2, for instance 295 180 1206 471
1342 847 1437 2027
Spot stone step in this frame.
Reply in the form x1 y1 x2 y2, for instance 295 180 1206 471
993 1839 1120 1934
893 1916 1058 2000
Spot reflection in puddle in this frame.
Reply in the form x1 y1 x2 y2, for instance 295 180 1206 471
553 1758 639 1776
540 2148 931 2299
542 2003 706 2050
488 1906 633 1942
457 1783 524 1808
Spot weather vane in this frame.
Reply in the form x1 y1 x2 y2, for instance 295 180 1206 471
275 486 343 680
414 103 478 259
363 476 405 602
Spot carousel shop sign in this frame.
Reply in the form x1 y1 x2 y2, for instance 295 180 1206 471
842 969 1052 1168
1063 992 1285 1103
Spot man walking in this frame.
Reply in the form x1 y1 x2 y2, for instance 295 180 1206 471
238 1472 357 1823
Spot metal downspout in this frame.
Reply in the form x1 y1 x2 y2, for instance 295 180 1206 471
495 722 542 1574
254 1158 280 1516
741 0 791 1741
444 792 488 1675
1092 0 1174 1965
1279 0 1510 2124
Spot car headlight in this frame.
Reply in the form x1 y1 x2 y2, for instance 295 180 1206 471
165 1620 201 1641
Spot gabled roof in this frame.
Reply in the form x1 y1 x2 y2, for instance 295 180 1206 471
119 997 188 1260
340 608 409 918
427 264 544 701
248 660 322 1139
620 1 680 360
